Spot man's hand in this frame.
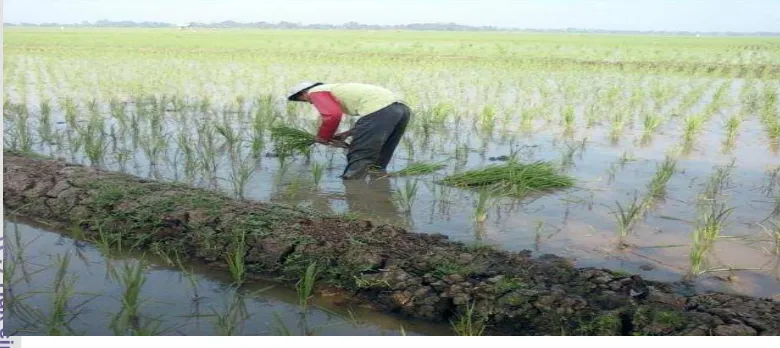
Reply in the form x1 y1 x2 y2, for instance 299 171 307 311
314 136 330 145
333 130 352 141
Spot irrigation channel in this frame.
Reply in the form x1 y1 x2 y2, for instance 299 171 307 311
3 152 779 336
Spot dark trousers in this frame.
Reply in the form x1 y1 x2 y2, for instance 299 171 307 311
341 102 411 180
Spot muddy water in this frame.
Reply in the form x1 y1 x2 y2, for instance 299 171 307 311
2 218 451 336
6 84 780 300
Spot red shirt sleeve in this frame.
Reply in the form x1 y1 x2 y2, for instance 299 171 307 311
309 91 343 141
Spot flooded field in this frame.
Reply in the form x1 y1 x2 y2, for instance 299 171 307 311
2 217 448 335
3 29 780 333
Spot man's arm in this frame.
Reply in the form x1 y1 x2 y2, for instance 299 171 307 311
309 91 343 142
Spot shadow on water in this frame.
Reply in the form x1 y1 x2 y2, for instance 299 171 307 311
2 217 452 336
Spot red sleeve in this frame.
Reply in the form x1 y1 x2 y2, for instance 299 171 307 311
309 91 343 141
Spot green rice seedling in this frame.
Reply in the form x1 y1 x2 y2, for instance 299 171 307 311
91 223 117 256
226 229 247 287
270 126 316 159
271 312 293 336
390 161 446 177
112 260 147 331
8 106 34 153
562 105 575 129
211 290 250 336
682 113 706 143
642 111 663 134
450 301 486 336
584 104 599 128
689 201 734 276
38 99 54 143
441 161 574 198
763 166 780 197
613 193 644 239
644 156 678 204
46 252 77 335
474 189 498 223
610 114 626 141
82 115 109 166
229 155 256 200
394 179 420 213
87 98 100 116
311 161 326 187
688 165 735 277
215 123 239 156
197 122 218 176
758 219 780 255
63 97 78 128
560 143 578 170
725 114 742 143
296 262 319 312
479 104 497 135
766 119 780 140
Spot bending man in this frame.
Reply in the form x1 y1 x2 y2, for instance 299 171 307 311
287 82 411 180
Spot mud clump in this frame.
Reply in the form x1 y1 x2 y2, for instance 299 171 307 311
3 152 779 336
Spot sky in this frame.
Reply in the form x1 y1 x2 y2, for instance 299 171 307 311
4 0 780 32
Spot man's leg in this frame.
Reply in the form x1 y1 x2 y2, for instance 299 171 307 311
375 103 411 170
341 105 402 180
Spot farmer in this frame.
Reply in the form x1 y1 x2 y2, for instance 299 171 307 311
287 82 411 180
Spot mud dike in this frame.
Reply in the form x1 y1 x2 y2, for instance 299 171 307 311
3 152 778 336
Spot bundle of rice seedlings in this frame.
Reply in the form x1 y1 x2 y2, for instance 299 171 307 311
440 161 574 197
270 126 316 157
390 161 447 177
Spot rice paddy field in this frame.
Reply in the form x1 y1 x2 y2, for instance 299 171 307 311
3 28 780 335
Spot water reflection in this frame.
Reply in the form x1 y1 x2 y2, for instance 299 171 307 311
343 177 408 227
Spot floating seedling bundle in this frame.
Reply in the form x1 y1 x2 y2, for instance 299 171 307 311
441 161 574 197
390 161 447 177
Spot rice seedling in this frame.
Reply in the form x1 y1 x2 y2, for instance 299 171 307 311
270 126 317 159
38 99 54 143
689 200 734 276
45 252 77 335
450 301 486 336
272 312 294 335
560 142 579 170
682 113 706 143
215 122 240 155
81 115 109 166
211 290 250 336
6 106 34 153
394 179 420 213
642 111 663 134
441 161 574 198
724 114 742 144
758 219 780 255
226 229 247 287
109 260 148 334
613 192 644 239
229 154 256 200
479 104 497 131
390 161 446 177
644 156 678 204
296 262 319 312
474 189 498 223
562 104 575 129
311 161 326 187
688 165 735 277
